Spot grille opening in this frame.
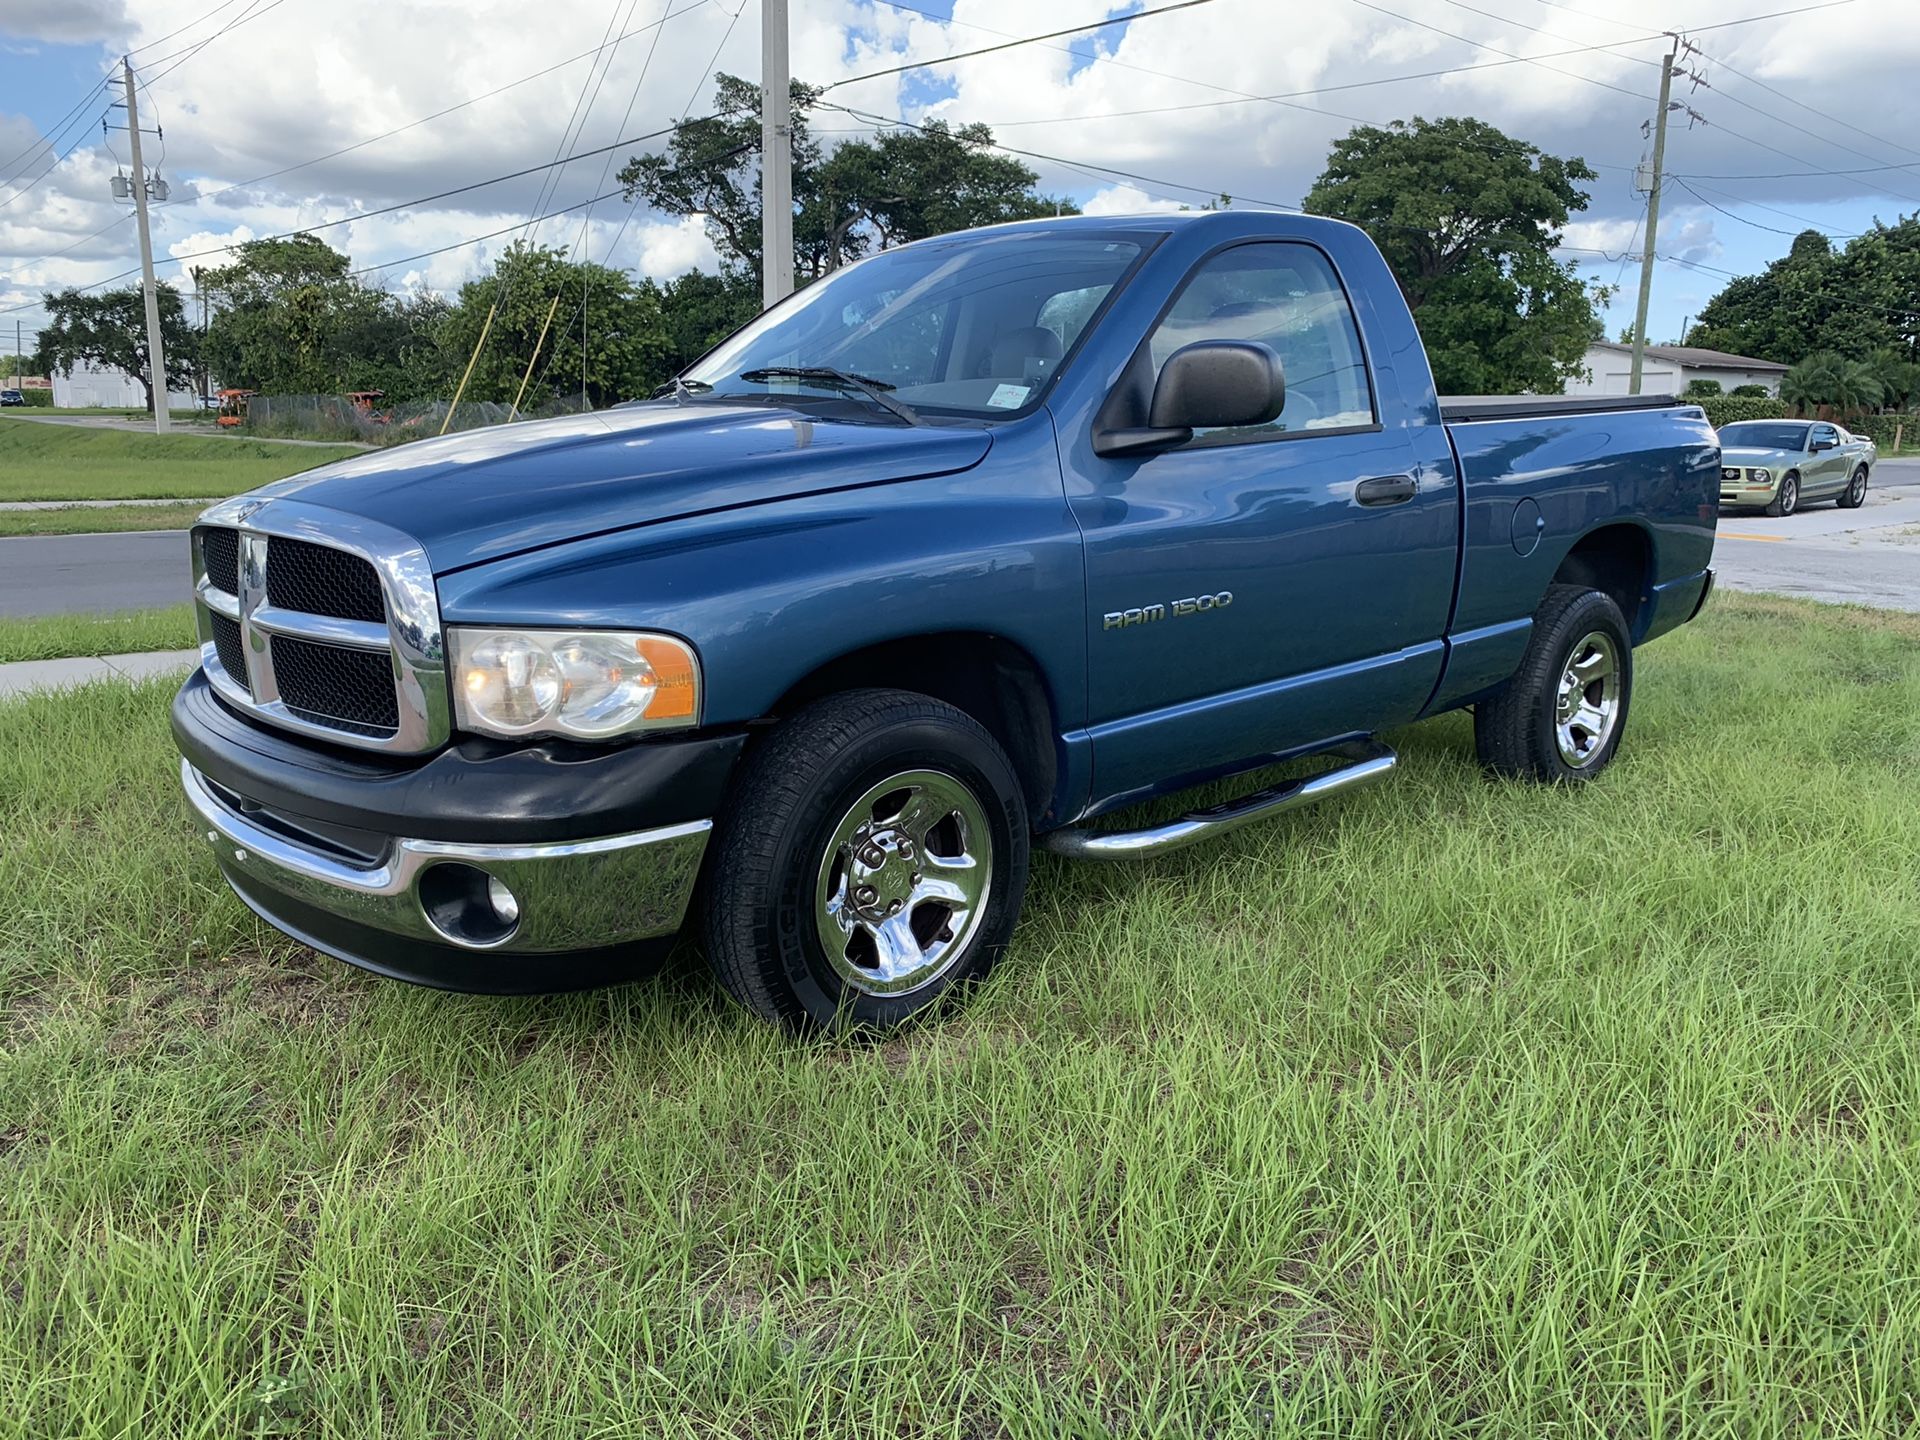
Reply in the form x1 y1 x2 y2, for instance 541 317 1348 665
209 612 248 687
266 537 386 623
271 634 399 733
201 528 239 594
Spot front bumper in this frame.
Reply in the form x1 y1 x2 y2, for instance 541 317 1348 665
1719 467 1779 506
173 669 743 992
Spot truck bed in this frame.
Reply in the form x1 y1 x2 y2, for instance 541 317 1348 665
1440 394 1691 423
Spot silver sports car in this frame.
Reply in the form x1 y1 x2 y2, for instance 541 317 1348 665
1717 419 1875 516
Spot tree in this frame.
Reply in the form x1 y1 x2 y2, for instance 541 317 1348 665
1302 116 1605 394
619 73 1072 286
1780 351 1884 417
33 283 199 413
433 241 670 409
647 269 759 379
199 234 423 396
1689 217 1920 365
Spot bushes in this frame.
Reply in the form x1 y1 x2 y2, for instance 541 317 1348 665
1845 413 1911 448
1698 395 1790 428
9 388 54 407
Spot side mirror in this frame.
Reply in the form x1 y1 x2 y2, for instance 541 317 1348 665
1095 340 1285 457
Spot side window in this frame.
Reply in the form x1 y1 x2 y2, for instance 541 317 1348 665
1148 243 1374 444
1813 424 1837 447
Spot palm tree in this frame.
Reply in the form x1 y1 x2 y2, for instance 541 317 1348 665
1829 359 1885 417
1781 352 1842 416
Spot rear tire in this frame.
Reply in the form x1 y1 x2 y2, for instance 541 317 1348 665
1475 584 1633 784
1837 465 1868 509
701 689 1029 1033
1766 471 1799 517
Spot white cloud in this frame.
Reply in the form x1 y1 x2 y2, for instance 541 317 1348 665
0 0 125 45
0 0 1914 341
1081 183 1185 217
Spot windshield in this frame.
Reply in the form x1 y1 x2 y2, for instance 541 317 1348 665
683 230 1147 419
1719 422 1810 450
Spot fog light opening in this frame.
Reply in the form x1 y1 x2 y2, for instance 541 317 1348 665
418 863 521 948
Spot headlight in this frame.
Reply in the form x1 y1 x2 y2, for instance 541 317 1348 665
1747 468 1771 482
450 628 700 739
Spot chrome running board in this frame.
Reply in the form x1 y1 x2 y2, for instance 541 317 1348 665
1041 738 1397 861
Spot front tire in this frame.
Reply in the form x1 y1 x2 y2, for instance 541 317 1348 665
1475 584 1634 783
1766 471 1800 517
701 689 1029 1033
1838 465 1868 509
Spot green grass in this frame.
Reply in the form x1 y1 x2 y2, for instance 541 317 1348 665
0 604 196 663
2 592 1918 1437
0 417 360 501
0 502 209 536
36 406 209 420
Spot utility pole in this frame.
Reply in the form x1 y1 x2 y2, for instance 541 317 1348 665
1629 42 1676 396
121 56 171 433
12 319 19 390
760 0 794 308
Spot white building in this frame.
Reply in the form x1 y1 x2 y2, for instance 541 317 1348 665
1566 342 1789 398
50 355 199 410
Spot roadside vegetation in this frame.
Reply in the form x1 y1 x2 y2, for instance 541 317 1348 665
0 502 210 537
3 592 1917 1434
0 419 357 502
0 605 196 664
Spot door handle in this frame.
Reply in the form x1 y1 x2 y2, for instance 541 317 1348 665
1354 474 1418 506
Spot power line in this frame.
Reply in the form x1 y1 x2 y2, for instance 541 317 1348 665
0 123 689 314
137 0 296 85
1688 47 1920 164
824 0 1219 92
867 0 1639 172
125 0 256 58
1670 176 1859 239
819 100 1297 209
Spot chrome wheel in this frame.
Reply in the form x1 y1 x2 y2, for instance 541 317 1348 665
1849 469 1867 504
1554 631 1622 768
814 769 993 996
1779 474 1798 515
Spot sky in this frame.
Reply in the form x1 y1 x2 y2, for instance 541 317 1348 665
2 0 1917 369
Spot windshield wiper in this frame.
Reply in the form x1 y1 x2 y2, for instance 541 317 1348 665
736 366 921 426
652 375 714 403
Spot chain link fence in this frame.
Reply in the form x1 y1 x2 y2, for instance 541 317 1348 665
243 393 592 446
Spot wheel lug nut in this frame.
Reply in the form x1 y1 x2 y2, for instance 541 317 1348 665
855 885 877 905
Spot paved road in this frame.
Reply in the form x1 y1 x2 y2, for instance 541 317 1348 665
0 531 191 616
1712 468 1920 612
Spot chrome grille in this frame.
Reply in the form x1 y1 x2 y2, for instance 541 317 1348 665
202 528 239 593
209 612 247 683
266 536 385 623
271 634 400 732
191 500 448 755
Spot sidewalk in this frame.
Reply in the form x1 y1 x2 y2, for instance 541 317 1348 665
0 497 220 511
0 648 198 699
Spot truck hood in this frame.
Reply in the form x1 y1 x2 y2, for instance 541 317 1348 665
241 400 994 572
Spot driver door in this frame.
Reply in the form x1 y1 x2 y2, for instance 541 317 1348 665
1065 241 1457 807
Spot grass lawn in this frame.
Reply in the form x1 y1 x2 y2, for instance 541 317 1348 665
0 604 196 663
0 417 359 501
0 502 209 536
3 592 1917 1436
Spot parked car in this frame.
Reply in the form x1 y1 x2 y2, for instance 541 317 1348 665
1717 418 1873 515
0 389 25 406
171 211 1719 1032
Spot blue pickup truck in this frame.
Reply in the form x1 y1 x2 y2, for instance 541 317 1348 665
173 211 1719 1030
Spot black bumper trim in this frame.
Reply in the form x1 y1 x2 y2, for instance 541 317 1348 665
172 667 746 844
